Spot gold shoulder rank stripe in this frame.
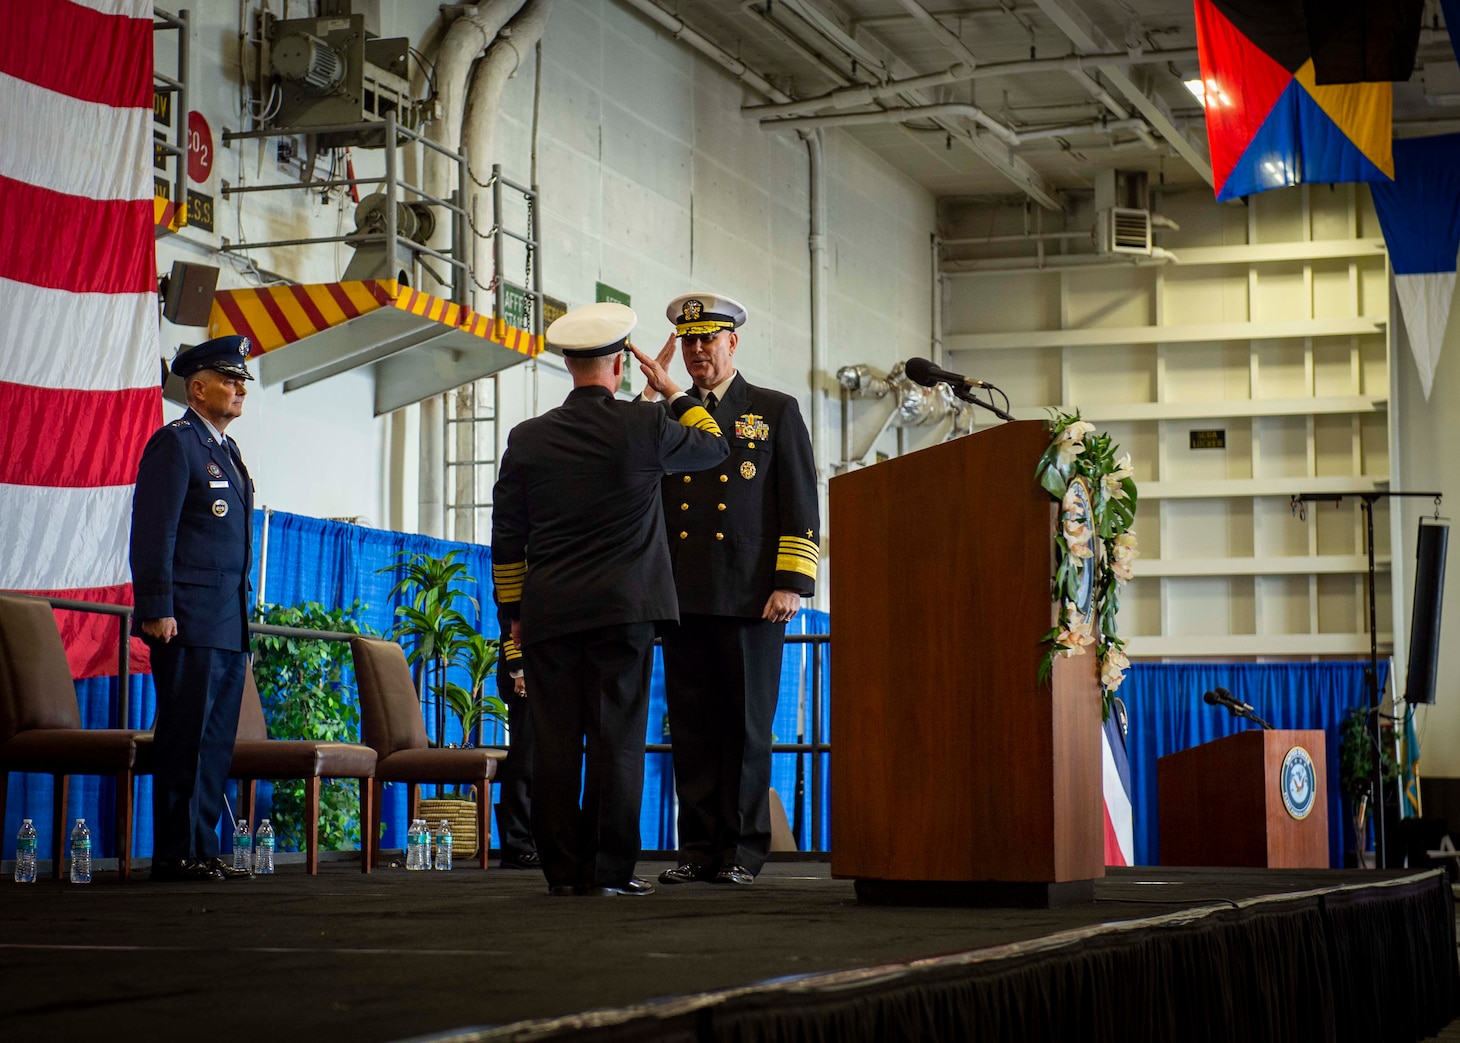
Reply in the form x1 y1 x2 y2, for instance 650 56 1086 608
492 560 528 602
679 404 722 437
776 535 820 579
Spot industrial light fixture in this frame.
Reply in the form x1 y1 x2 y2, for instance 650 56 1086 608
1183 77 1232 109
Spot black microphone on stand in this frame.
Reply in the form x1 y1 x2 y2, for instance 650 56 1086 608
903 358 1016 421
904 357 990 391
1202 688 1275 730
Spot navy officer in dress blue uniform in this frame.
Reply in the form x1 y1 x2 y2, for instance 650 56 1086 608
491 303 728 896
492 603 538 871
642 293 820 887
131 336 256 882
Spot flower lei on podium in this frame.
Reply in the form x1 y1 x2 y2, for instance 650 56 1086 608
1035 412 1139 717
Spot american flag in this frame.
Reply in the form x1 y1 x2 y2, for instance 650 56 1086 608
1103 703 1134 866
0 0 159 677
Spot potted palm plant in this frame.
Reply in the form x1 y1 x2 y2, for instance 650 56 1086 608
378 551 507 857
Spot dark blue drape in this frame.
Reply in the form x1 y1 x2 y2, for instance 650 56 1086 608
1120 660 1384 868
5 511 833 860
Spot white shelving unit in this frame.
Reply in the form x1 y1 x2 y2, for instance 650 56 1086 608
941 185 1399 660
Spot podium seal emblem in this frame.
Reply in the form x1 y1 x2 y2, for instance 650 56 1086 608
1280 745 1317 820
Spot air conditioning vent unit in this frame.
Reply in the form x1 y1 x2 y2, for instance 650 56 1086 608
1099 207 1153 256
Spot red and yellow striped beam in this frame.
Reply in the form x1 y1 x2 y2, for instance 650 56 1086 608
153 194 184 237
206 279 544 358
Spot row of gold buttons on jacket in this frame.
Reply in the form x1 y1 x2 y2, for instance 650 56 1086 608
680 502 726 510
683 475 730 483
679 531 725 540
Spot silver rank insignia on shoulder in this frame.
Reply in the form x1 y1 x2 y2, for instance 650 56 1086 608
212 499 229 517
206 462 224 479
170 419 190 427
735 413 770 440
740 460 756 480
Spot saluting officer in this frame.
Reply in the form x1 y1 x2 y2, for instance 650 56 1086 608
491 303 728 897
131 336 257 882
647 293 820 887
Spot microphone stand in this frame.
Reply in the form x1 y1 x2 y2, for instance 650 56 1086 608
953 385 1016 422
1230 703 1275 731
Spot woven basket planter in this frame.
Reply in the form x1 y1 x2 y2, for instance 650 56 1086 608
418 787 480 859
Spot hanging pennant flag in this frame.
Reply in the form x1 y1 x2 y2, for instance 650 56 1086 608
1304 0 1424 85
1193 0 1394 202
1370 134 1460 401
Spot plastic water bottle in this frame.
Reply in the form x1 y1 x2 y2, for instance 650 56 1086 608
434 820 453 871
69 819 92 883
233 818 253 874
14 819 38 883
255 819 275 875
407 819 428 871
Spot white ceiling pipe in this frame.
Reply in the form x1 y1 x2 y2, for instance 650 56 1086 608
762 103 1022 148
464 0 555 316
1013 117 1144 143
744 48 1198 120
623 0 790 102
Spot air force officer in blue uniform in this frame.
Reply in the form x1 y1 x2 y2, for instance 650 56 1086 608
131 336 256 882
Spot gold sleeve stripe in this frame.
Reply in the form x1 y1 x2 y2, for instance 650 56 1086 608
776 553 818 579
778 548 819 566
493 561 527 603
679 405 722 436
502 636 521 661
778 536 820 557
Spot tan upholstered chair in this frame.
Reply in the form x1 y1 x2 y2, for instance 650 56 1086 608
134 669 379 874
230 670 378 875
349 637 504 870
0 594 143 880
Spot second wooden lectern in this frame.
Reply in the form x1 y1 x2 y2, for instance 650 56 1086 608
830 420 1104 907
1158 729 1329 868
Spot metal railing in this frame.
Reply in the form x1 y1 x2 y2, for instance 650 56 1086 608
3 592 833 849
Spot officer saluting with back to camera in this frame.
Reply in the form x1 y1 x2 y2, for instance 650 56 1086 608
643 293 820 887
131 336 256 882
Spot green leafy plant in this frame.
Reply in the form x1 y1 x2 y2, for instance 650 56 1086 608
1338 705 1399 801
1034 411 1140 720
378 551 507 764
249 601 374 851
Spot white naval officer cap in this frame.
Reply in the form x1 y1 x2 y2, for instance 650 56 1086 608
666 292 748 336
546 302 638 358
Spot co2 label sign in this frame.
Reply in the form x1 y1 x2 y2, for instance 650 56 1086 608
187 110 213 184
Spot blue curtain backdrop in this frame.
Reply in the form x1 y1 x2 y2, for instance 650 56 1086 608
4 511 833 860
1119 660 1384 868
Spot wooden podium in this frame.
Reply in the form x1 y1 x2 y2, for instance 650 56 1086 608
1158 729 1329 868
830 420 1104 907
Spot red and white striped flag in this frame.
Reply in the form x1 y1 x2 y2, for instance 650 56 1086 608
0 0 159 677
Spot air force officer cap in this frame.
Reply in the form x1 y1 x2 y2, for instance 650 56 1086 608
170 335 255 381
547 302 637 357
667 292 747 336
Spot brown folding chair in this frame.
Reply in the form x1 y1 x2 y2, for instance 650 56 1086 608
349 637 504 870
230 670 377 874
0 594 142 880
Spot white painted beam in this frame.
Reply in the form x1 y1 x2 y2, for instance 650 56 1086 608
946 317 1385 351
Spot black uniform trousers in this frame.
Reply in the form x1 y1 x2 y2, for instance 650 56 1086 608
525 622 654 889
149 643 247 861
662 615 786 875
494 692 535 860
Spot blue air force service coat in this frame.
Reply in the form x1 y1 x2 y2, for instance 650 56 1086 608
662 374 820 617
491 387 728 645
130 408 254 652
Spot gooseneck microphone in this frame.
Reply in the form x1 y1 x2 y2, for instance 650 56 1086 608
904 356 988 390
1202 688 1275 730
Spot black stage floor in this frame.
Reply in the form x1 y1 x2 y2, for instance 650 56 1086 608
1 859 1455 1042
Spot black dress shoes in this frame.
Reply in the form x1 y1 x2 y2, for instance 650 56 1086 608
599 877 655 896
201 856 253 879
150 858 223 882
547 878 655 896
715 864 755 886
501 851 541 870
658 861 711 885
